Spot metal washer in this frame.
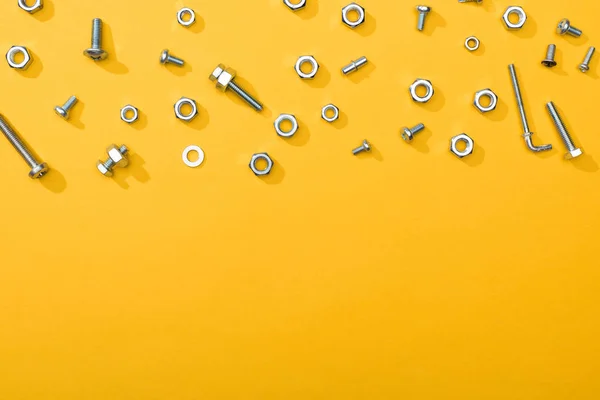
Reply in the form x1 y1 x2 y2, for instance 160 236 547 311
182 145 205 168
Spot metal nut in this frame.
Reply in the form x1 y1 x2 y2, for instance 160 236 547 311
120 105 139 124
295 56 319 79
174 97 198 121
177 8 196 27
18 0 43 13
6 46 32 70
450 134 474 158
249 153 273 176
274 114 298 138
209 64 236 91
473 89 498 113
283 0 306 10
321 104 339 122
409 79 434 103
342 3 366 29
502 6 527 30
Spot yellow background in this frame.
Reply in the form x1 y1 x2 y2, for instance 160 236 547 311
1 0 600 398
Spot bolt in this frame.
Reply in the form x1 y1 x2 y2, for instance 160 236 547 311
401 123 425 143
579 46 595 73
416 6 431 31
96 144 129 177
341 56 368 75
352 139 371 155
458 0 482 3
83 18 108 61
160 49 185 67
54 96 78 120
508 64 552 153
541 44 557 67
557 18 582 37
546 102 582 160
209 64 263 112
0 114 49 179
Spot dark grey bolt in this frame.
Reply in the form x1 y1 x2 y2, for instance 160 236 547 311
83 18 108 60
416 6 431 31
541 44 557 67
352 139 371 155
401 123 425 142
546 101 582 160
0 114 49 179
160 49 185 67
557 19 582 37
579 46 595 72
54 96 78 120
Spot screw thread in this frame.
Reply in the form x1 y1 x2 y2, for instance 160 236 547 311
546 44 556 61
411 123 425 135
102 146 128 171
228 81 263 112
546 101 576 151
352 146 366 155
417 13 426 31
582 46 596 66
62 96 78 112
567 25 583 37
508 64 530 133
167 55 185 66
0 115 38 167
91 18 103 49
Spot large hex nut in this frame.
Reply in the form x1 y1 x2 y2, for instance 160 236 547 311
18 0 43 13
249 153 273 176
450 134 474 158
295 55 319 79
107 145 129 168
502 6 527 30
283 0 306 11
342 3 366 29
209 64 236 92
6 46 32 70
409 79 434 103
473 89 498 113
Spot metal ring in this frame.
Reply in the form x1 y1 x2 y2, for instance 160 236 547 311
177 8 196 26
474 89 498 113
6 46 31 69
174 97 198 121
465 36 480 51
342 3 366 28
250 153 273 176
450 134 474 158
18 0 43 13
182 145 205 168
409 79 434 103
295 56 319 79
274 114 298 138
321 104 339 122
503 6 526 29
120 105 139 124
283 0 306 10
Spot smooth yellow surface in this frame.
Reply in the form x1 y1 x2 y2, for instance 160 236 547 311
1 0 600 398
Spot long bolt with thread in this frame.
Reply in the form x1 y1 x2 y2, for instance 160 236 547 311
0 115 49 179
546 101 582 160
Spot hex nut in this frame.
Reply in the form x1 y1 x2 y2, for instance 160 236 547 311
295 56 319 79
450 134 474 158
409 79 434 103
502 6 527 30
177 8 196 27
174 97 198 122
283 0 306 11
249 153 273 176
6 46 32 70
274 114 299 138
18 0 43 13
209 64 237 91
473 89 498 113
120 105 139 124
322 104 340 122
107 145 129 168
96 161 113 177
342 3 366 29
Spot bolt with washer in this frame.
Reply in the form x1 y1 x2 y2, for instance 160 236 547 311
274 114 299 138
0 114 49 179
557 18 582 37
160 49 185 67
209 64 263 112
473 89 498 113
401 123 425 143
342 3 366 29
502 6 527 30
6 46 32 70
295 55 319 79
546 101 582 160
177 8 196 26
541 44 558 67
97 144 129 177
352 139 371 155
250 153 274 176
174 97 198 122
121 105 139 124
54 96 78 120
465 36 480 52
409 79 434 103
450 134 474 158
416 6 431 31
341 56 368 75
321 104 339 122
283 0 306 10
182 145 205 168
83 18 108 61
18 0 43 13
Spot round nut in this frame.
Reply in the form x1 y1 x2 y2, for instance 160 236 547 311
6 46 32 70
473 89 498 113
174 97 198 122
465 36 480 51
283 0 306 11
177 8 196 27
249 153 273 176
18 0 43 13
274 114 299 138
321 104 339 122
409 79 434 103
502 6 527 30
120 105 139 124
295 55 319 79
450 134 474 158
342 3 366 29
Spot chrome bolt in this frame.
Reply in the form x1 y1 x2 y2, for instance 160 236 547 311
96 144 129 177
557 18 582 37
342 56 368 75
541 44 557 67
579 46 595 73
546 102 582 160
83 18 108 61
54 95 78 120
209 64 263 112
416 6 431 31
160 49 185 67
0 114 49 179
401 123 425 143
352 139 371 155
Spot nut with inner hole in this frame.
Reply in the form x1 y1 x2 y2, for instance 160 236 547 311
274 114 298 138
502 6 527 30
465 36 480 51
177 8 196 26
342 3 366 29
295 55 319 79
321 104 339 122
174 97 198 121
121 105 139 124
450 134 474 158
18 0 43 13
283 0 306 10
250 153 273 176
473 89 498 113
409 79 434 103
6 46 32 70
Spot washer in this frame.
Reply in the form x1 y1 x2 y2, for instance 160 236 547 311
177 8 196 27
295 56 319 79
182 145 205 168
174 97 198 121
409 79 434 103
120 105 139 124
6 46 31 69
465 36 480 51
321 104 340 122
274 114 298 138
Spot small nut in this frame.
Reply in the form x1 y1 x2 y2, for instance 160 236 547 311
120 105 139 124
473 89 498 113
342 3 366 29
107 145 129 168
249 153 273 176
321 104 339 122
409 79 434 103
177 8 196 27
209 64 236 91
6 46 32 70
295 56 319 79
174 97 198 122
274 114 299 138
18 0 43 13
502 6 527 30
96 161 112 177
450 134 474 158
283 0 306 11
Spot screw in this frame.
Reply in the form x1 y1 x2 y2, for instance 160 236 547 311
401 123 425 143
508 64 552 153
0 114 49 179
160 49 185 67
579 46 595 73
458 0 482 3
54 95 78 120
83 18 108 61
557 18 582 37
352 139 371 155
416 6 431 31
341 56 368 75
96 144 129 177
541 44 557 67
546 102 582 160
209 64 263 112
